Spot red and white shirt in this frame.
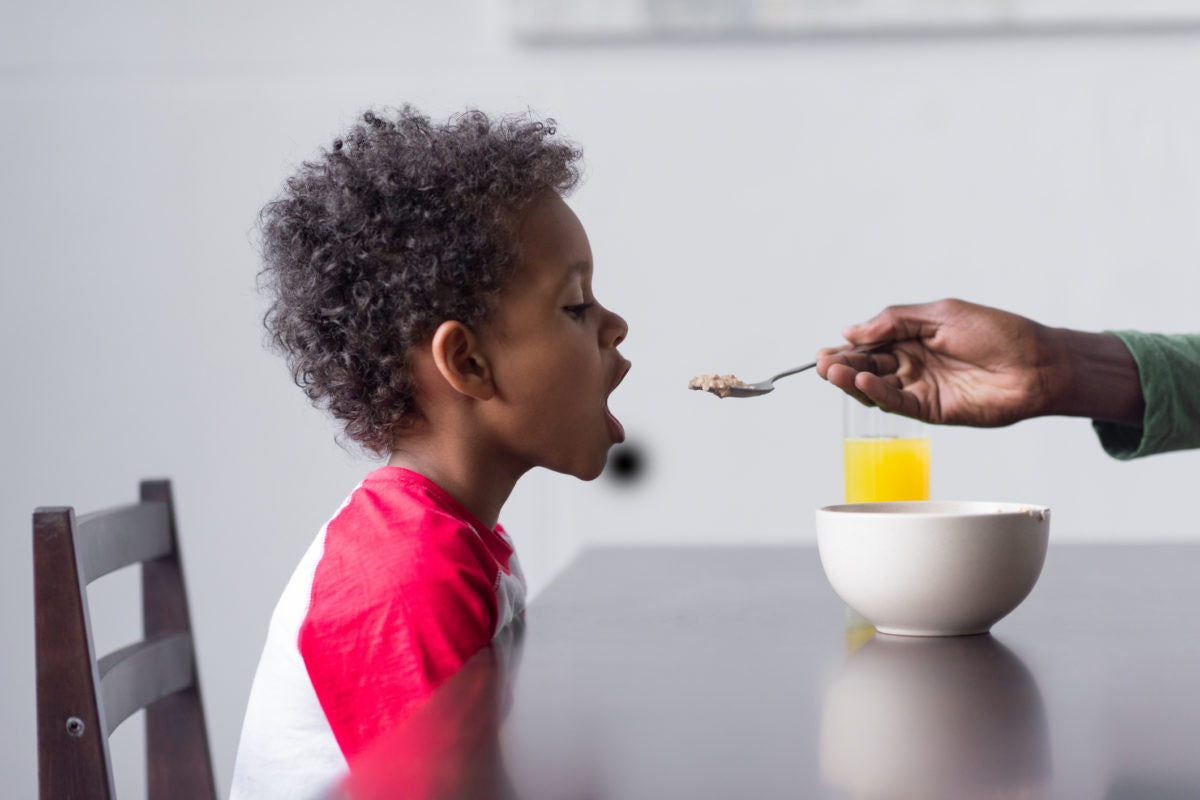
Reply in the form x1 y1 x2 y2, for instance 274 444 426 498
230 467 526 799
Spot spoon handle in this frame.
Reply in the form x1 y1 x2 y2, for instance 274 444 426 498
767 360 819 383
768 342 889 384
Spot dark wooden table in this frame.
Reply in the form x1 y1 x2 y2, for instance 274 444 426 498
338 544 1200 799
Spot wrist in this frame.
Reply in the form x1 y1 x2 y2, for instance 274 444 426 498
1042 327 1144 425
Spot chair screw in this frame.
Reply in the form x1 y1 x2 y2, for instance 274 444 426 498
66 717 85 737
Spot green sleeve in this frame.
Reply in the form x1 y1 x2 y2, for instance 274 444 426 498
1092 330 1200 460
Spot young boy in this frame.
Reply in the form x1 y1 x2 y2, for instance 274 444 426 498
230 106 630 799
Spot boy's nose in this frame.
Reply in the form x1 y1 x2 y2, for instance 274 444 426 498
603 308 628 348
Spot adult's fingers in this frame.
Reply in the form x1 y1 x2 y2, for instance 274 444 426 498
816 347 901 377
854 371 925 421
825 363 877 407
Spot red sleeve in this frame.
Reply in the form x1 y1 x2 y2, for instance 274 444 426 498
297 494 500 760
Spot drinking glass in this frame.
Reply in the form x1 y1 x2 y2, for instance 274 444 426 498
841 397 931 649
843 397 930 503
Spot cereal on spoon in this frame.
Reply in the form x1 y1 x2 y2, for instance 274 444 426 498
688 373 748 398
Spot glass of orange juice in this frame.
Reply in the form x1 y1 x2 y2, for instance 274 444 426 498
841 398 930 650
843 397 930 503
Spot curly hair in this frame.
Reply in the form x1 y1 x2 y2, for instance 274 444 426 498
258 106 583 455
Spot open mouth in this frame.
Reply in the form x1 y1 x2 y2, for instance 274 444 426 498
605 358 632 443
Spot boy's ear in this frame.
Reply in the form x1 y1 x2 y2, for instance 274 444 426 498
429 320 496 401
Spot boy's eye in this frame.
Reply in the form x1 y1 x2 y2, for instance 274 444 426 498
563 303 593 320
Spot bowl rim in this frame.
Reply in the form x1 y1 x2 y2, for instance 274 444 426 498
817 500 1050 519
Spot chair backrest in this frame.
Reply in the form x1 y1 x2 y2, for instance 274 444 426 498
34 479 216 800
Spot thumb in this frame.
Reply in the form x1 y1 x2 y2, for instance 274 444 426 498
845 302 945 346
842 311 901 346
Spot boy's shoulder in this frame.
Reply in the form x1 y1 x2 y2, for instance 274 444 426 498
296 466 518 643
317 466 513 587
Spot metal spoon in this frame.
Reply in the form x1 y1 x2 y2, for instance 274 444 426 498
689 343 886 398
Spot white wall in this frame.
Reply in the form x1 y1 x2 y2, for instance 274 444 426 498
4 2 1200 796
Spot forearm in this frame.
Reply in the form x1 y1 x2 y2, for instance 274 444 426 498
1093 331 1200 459
1040 327 1145 425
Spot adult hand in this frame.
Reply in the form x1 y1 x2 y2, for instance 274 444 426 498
815 298 1138 427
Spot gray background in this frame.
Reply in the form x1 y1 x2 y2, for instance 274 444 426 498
4 1 1200 796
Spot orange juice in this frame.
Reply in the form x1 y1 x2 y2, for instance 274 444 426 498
843 436 931 503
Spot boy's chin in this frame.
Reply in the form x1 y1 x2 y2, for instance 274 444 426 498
536 439 616 482
555 452 610 482
569 461 607 482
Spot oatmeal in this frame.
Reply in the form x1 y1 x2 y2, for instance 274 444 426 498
688 373 748 398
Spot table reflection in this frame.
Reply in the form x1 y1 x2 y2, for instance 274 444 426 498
820 633 1050 800
327 547 1200 799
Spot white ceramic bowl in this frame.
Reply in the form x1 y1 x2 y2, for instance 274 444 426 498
815 501 1050 636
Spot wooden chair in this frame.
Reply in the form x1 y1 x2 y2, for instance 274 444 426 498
34 479 216 800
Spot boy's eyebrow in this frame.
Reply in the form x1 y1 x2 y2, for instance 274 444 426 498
556 259 590 285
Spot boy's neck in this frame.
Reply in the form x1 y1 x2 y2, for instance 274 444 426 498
386 445 519 530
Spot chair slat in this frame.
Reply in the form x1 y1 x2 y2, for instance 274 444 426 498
97 633 195 736
76 502 173 584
